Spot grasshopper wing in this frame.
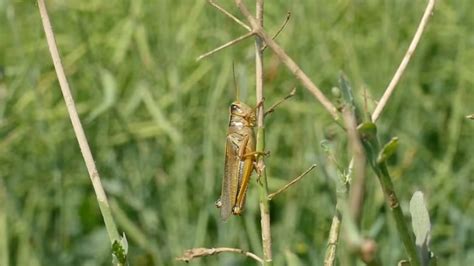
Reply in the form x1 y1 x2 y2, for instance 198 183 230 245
220 135 240 220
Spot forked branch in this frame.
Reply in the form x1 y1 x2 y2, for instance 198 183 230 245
234 0 339 120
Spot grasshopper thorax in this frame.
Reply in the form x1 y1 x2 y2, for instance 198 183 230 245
229 101 256 127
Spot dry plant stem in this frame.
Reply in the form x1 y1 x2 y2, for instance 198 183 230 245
268 164 317 200
253 1 273 265
343 109 366 225
264 87 296 117
199 6 289 61
197 31 255 61
372 0 436 122
261 11 291 52
37 0 120 243
209 0 251 31
234 0 339 120
324 210 341 266
176 247 263 264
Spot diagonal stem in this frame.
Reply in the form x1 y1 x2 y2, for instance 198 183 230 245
36 2 124 263
197 31 255 61
371 0 436 122
235 0 339 120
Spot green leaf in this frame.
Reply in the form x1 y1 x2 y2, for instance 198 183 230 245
338 74 355 106
377 137 399 164
410 191 431 246
357 122 377 140
112 234 128 265
285 249 304 266
410 191 432 265
86 69 117 122
357 122 379 167
113 18 135 65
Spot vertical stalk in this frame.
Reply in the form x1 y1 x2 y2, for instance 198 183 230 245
255 0 272 265
377 164 420 266
359 123 419 266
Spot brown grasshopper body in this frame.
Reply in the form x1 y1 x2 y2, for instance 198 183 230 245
216 101 257 220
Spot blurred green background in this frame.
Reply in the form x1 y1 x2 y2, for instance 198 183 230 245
0 0 473 265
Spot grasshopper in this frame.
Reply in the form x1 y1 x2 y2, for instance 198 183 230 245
216 99 260 220
215 66 294 220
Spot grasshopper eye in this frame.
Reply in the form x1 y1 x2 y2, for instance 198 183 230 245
230 104 240 113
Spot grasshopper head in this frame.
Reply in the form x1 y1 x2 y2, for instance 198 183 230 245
230 101 256 127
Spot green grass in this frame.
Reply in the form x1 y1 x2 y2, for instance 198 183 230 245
1 0 473 265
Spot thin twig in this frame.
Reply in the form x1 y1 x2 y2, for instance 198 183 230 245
208 0 251 31
176 247 263 264
264 87 296 117
324 211 341 266
234 0 339 120
268 164 317 200
466 114 474 120
262 11 291 52
371 0 436 122
197 31 255 61
37 0 121 248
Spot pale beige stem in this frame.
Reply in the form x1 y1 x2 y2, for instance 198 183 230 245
264 87 296 117
37 0 120 243
261 11 291 51
208 0 251 31
324 212 341 266
197 31 255 61
372 0 436 122
268 164 317 200
176 247 263 264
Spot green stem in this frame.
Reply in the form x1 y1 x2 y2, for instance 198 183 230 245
98 200 121 242
256 127 272 266
254 1 272 265
377 164 420 266
358 123 419 266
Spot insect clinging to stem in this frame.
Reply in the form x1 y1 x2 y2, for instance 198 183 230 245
215 64 295 220
215 65 262 220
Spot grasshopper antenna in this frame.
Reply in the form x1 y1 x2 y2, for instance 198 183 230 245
232 62 240 103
